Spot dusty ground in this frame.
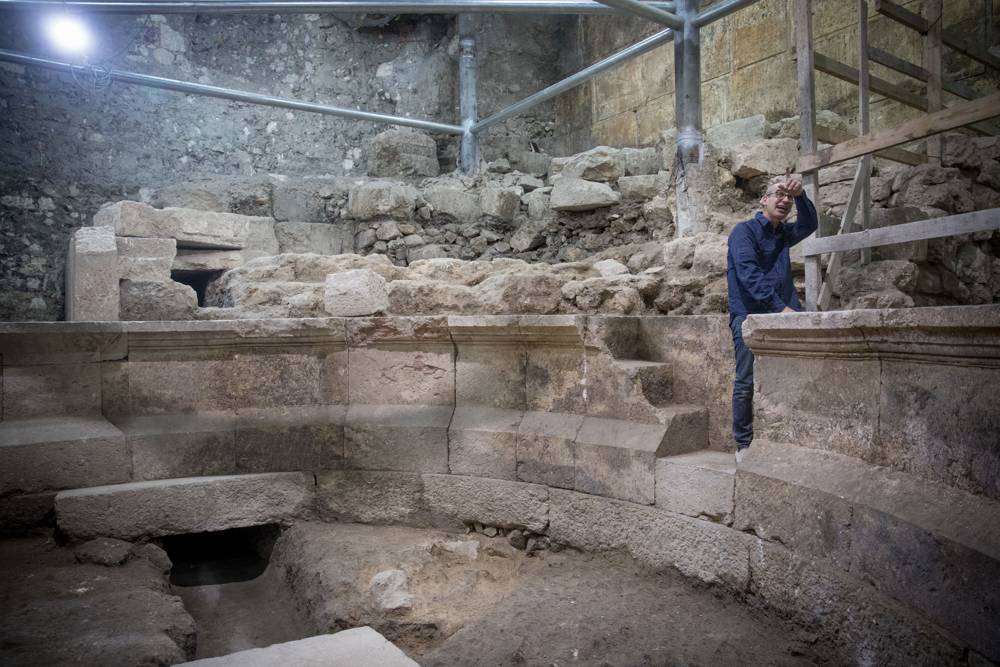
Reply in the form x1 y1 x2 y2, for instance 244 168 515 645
0 524 826 666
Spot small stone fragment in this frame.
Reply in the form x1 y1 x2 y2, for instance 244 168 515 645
74 537 134 566
369 569 412 611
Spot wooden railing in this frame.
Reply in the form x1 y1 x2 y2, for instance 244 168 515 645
793 0 1000 311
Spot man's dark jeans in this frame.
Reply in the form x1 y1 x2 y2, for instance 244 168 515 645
730 314 754 450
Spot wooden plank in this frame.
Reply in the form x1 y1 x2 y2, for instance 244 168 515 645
805 256 821 311
869 46 930 81
814 52 928 111
815 125 926 165
944 29 1000 73
794 0 820 308
925 0 942 163
798 91 1000 172
818 161 868 310
874 0 928 33
802 208 1000 256
858 0 872 264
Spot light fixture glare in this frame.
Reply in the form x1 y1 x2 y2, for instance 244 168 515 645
44 14 93 56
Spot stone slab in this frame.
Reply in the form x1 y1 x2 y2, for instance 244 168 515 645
234 347 348 410
515 411 583 489
548 488 751 588
56 472 313 540
235 405 346 473
275 221 354 255
448 406 523 480
173 249 244 273
572 416 664 505
66 225 119 321
314 470 430 525
344 404 451 473
348 343 454 406
2 362 102 419
423 474 549 532
454 340 526 410
116 412 237 481
116 237 176 282
0 417 130 494
655 450 734 522
654 405 710 456
93 201 256 250
176 627 419 667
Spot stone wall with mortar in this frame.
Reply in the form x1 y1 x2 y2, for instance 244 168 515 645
553 0 1000 153
0 11 571 320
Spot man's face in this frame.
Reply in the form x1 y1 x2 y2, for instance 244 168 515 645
760 187 794 222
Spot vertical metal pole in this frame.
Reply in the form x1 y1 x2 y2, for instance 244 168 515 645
674 0 702 163
924 0 943 166
858 0 872 265
987 0 994 51
795 0 821 311
458 15 479 174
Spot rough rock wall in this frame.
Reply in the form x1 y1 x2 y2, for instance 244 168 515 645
0 11 570 320
555 0 1000 153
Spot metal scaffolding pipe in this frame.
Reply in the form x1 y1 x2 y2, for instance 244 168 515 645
693 0 759 27
458 15 479 173
472 26 674 134
0 0 676 15
674 0 701 160
592 0 682 29
0 48 465 134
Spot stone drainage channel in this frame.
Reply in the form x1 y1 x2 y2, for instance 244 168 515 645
156 521 826 666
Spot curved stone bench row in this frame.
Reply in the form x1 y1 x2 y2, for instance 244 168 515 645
53 464 979 667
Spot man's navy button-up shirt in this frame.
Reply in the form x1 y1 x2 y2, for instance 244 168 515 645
726 194 818 317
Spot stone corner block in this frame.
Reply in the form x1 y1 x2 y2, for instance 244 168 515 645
67 225 120 322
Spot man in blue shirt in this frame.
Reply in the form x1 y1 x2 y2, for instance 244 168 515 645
726 174 818 463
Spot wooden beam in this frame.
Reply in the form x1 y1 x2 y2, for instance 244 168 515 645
802 208 1000 256
925 0 942 163
815 125 926 165
858 0 872 264
868 46 929 81
814 52 928 111
818 161 868 310
944 29 1000 73
874 0 927 32
798 91 1000 172
794 0 820 309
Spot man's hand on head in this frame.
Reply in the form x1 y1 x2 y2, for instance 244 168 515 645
778 170 804 198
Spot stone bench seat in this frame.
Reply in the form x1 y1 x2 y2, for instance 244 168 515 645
0 416 130 495
656 450 735 522
735 440 1000 662
55 472 313 541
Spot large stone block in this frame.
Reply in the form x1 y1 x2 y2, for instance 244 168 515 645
479 187 520 221
705 115 768 148
549 178 621 211
448 406 523 480
524 341 586 414
2 362 101 419
66 225 119 322
450 316 526 409
235 405 347 472
344 404 451 473
127 357 236 416
234 346 348 410
558 146 625 182
0 417 130 494
314 470 429 525
347 330 453 406
275 221 354 255
173 249 244 273
271 177 346 222
56 472 313 540
175 628 420 667
93 201 257 249
725 138 799 178
116 237 176 282
573 416 663 505
119 413 237 481
516 411 583 489
119 280 198 321
324 269 389 317
423 474 549 532
367 129 439 178
655 450 734 521
347 181 418 221
235 406 346 473
425 186 481 223
548 488 751 588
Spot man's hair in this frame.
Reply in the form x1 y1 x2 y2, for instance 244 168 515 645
763 176 787 197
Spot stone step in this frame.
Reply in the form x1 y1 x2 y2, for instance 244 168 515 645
655 450 734 523
0 416 130 496
55 472 313 541
175 627 418 667
735 440 1000 663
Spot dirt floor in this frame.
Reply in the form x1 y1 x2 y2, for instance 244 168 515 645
0 523 826 666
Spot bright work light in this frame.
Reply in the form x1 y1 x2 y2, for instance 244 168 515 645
43 14 93 56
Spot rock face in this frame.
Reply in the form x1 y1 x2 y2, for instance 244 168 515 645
368 130 439 178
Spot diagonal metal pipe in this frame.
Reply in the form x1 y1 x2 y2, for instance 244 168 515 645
693 0 759 27
593 0 682 29
471 26 674 134
0 0 676 15
0 48 466 134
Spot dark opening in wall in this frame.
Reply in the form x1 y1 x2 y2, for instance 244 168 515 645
163 524 281 587
171 270 224 307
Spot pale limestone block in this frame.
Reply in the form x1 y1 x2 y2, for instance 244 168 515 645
516 411 583 489
344 404 451 473
422 473 549 532
347 181 418 221
573 416 666 505
173 249 244 273
2 363 101 419
368 129 439 178
448 406 523 480
324 269 389 317
347 343 453 406
314 470 427 524
275 221 354 255
655 450 734 520
116 237 176 282
119 280 198 321
424 186 481 222
55 472 313 540
549 178 621 211
66 225 119 321
479 187 520 221
93 200 257 249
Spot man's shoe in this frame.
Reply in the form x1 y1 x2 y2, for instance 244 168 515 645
735 447 748 465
